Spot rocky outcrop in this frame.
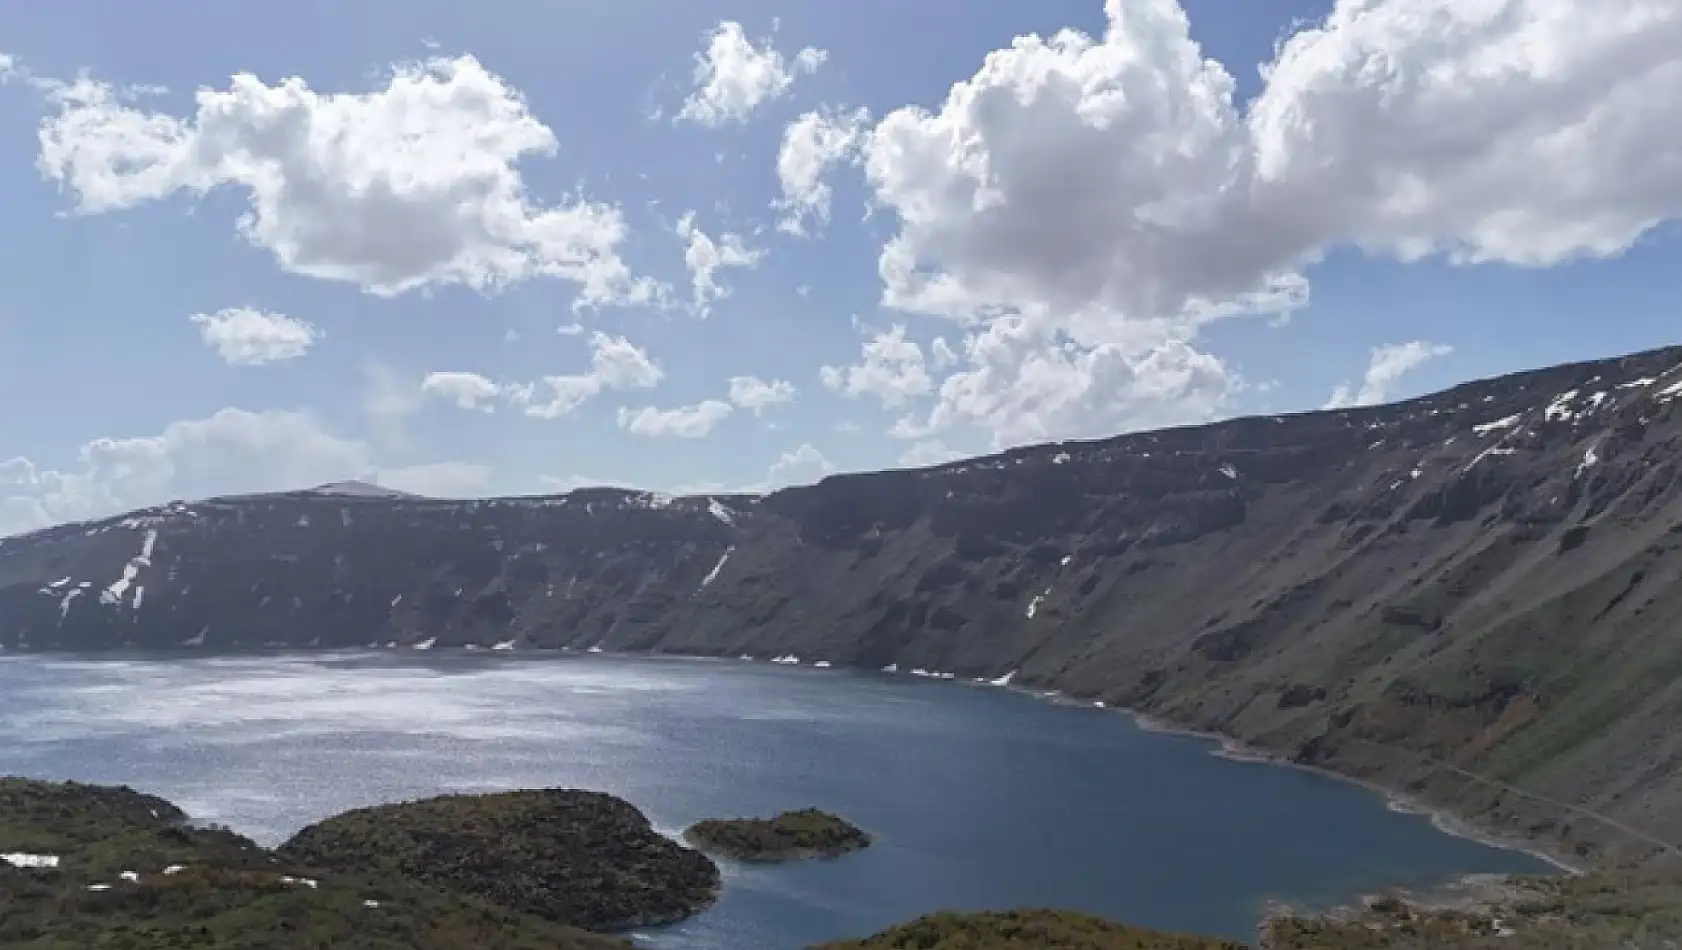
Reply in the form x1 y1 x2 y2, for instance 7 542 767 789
11 345 1682 866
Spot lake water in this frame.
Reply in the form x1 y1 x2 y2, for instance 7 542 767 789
0 652 1550 947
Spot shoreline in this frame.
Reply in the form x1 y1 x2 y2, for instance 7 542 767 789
4 645 1587 877
973 678 1583 876
1116 708 1583 876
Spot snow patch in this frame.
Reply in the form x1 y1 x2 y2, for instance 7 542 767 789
881 663 898 674
132 587 144 610
1466 446 1518 471
47 577 70 589
813 660 832 669
771 655 801 665
119 871 140 882
492 639 517 651
182 627 208 648
699 547 733 589
1026 589 1050 618
989 670 1016 687
412 637 437 650
708 498 736 525
1472 413 1523 435
1542 390 1579 422
101 529 157 607
1051 452 1071 465
1 853 59 869
1219 463 1237 480
1577 444 1600 478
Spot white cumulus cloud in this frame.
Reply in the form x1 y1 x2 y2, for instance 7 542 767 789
617 400 735 438
421 372 504 412
727 375 796 414
378 460 494 497
854 0 1682 447
36 56 660 306
677 211 762 313
1326 341 1453 409
424 332 664 420
677 21 825 126
775 107 869 235
819 325 933 409
898 440 966 468
2 409 364 536
189 307 319 366
765 443 835 489
518 332 664 419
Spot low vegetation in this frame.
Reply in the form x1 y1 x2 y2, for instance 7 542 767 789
1261 869 1682 949
277 788 720 929
808 909 1245 949
684 807 872 862
0 778 681 949
0 863 631 950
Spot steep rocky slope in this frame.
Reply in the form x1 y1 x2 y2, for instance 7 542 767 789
9 345 1682 867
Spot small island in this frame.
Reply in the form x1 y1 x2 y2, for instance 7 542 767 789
683 807 872 862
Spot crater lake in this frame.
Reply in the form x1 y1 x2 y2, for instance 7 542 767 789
0 652 1552 947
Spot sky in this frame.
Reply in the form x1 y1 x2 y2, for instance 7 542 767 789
1 0 1679 535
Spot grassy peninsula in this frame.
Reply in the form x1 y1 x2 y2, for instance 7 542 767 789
0 778 699 949
278 789 719 929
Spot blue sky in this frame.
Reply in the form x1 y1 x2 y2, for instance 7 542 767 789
2 0 1679 533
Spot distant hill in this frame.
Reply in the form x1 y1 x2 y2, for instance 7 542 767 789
304 480 423 499
9 343 1682 869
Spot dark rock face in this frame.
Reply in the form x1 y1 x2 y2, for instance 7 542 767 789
11 345 1682 865
277 789 720 931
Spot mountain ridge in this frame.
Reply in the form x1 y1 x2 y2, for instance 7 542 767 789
8 342 1682 870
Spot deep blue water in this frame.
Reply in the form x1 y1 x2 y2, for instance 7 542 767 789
0 652 1550 946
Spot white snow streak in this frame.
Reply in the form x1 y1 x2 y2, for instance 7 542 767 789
699 546 733 589
1 853 59 869
1472 414 1523 435
101 529 157 607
